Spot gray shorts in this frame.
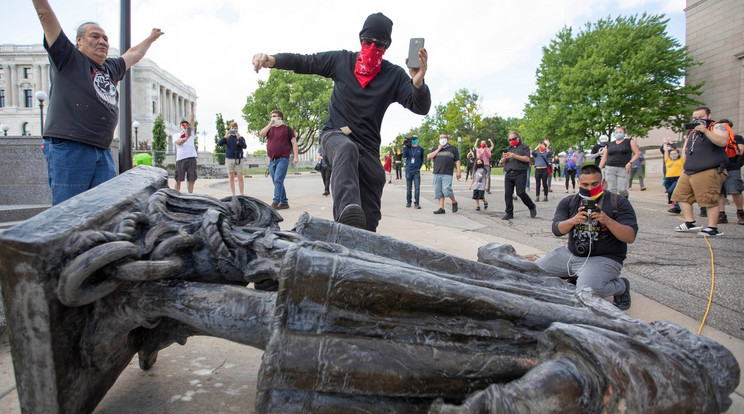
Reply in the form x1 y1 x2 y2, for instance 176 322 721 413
175 157 197 182
722 168 743 195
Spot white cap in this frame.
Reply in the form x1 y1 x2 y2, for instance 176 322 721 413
599 135 609 143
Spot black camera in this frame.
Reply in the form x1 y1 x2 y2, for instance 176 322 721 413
403 136 416 147
574 232 592 256
684 118 714 131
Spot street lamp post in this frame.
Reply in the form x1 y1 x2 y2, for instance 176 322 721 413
1 124 8 136
132 120 140 150
35 91 47 136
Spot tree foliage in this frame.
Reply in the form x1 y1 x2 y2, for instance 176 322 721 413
151 114 166 167
242 70 333 154
524 14 702 151
213 113 232 165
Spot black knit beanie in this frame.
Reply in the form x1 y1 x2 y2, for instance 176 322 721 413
359 12 393 47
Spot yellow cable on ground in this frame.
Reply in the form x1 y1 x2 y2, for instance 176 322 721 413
697 235 715 335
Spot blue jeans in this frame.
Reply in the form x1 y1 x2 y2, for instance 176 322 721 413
43 138 116 205
405 170 421 204
269 157 290 204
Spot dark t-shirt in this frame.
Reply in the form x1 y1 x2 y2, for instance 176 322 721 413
274 51 431 157
552 192 638 264
590 144 606 166
503 143 531 172
43 30 126 149
430 144 459 175
217 134 247 159
606 139 633 167
402 145 425 173
726 135 744 171
683 130 727 174
266 125 294 159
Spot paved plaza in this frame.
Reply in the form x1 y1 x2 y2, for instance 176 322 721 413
1 169 742 413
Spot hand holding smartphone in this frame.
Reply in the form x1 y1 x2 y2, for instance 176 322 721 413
407 38 425 68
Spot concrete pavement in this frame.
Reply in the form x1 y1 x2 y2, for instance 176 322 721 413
0 170 741 413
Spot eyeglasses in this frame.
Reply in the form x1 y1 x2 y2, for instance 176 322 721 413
361 37 389 50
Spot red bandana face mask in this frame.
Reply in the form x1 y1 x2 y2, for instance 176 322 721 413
355 42 386 88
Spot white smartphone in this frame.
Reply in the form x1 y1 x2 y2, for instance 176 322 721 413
407 38 424 68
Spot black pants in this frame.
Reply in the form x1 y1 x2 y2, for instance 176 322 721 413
504 170 535 216
535 168 549 197
321 130 386 232
565 169 577 190
395 162 402 179
320 166 331 193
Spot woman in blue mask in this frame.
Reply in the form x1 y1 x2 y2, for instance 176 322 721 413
599 126 641 198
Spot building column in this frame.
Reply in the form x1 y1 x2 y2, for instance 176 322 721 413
7 64 15 107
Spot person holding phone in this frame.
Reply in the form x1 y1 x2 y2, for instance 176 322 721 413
252 12 430 232
217 122 247 196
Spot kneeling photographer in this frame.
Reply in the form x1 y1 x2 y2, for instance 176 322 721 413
535 164 638 310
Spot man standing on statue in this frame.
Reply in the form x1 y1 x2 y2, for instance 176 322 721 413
32 0 164 205
252 12 431 231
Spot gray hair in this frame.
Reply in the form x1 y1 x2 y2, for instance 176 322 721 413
75 22 99 47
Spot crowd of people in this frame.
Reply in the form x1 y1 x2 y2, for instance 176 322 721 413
32 0 741 316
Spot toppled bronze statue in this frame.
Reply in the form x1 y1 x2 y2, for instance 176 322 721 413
0 167 738 413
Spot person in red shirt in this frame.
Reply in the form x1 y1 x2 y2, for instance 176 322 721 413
259 110 298 210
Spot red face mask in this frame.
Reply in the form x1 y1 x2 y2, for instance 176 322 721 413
355 42 386 88
481 143 486 148
510 139 519 147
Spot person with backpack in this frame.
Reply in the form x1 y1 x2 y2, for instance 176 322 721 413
535 164 637 311
217 122 247 196
563 147 578 193
714 119 744 225
671 106 730 236
260 110 299 210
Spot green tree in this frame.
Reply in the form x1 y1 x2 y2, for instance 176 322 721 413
151 114 166 167
242 70 333 154
421 88 484 163
213 113 232 165
524 14 702 150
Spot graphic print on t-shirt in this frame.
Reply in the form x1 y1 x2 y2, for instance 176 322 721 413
91 68 118 108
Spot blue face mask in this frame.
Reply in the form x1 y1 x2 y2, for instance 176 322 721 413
412 140 418 145
568 150 574 154
613 133 626 140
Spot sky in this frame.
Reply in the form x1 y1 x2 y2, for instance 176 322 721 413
5 0 686 152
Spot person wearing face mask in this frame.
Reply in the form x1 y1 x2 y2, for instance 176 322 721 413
428 134 461 214
536 164 638 311
468 159 489 211
563 147 578 193
260 110 299 210
599 126 640 199
217 122 247 196
252 12 431 232
543 137 556 191
402 136 425 209
174 102 197 194
662 139 684 214
531 142 553 202
499 132 537 220
32 0 164 205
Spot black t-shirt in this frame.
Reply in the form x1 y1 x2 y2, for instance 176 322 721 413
430 144 459 175
274 51 431 157
683 130 727 174
606 139 633 167
590 144 606 166
503 143 530 172
726 135 744 171
43 30 126 149
552 192 638 264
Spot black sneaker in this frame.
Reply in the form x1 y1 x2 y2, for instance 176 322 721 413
337 204 366 230
699 207 707 217
718 212 728 224
476 206 481 211
738 210 744 225
483 202 488 210
697 227 723 237
414 204 421 209
452 202 458 213
406 203 411 208
501 214 513 220
667 206 681 215
542 196 548 202
614 277 631 311
529 207 537 218
433 208 446 214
